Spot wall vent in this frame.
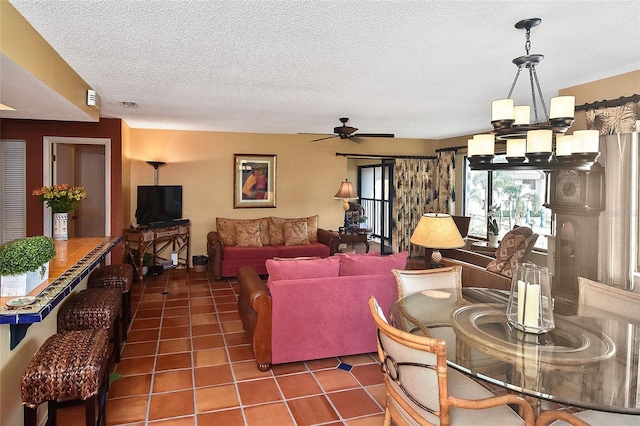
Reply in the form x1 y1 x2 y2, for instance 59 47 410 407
120 101 138 108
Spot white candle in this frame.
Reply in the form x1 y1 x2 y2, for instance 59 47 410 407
517 280 540 328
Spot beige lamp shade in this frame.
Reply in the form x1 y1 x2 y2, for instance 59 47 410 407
334 179 358 211
410 214 465 264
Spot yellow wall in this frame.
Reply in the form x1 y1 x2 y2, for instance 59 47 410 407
127 130 434 258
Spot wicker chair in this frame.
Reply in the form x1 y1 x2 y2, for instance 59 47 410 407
369 296 535 425
577 276 640 323
535 409 639 425
392 265 463 299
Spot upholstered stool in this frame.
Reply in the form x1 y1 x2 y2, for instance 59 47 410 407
88 264 133 340
22 329 109 426
57 288 122 362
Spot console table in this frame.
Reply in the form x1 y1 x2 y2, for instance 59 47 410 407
123 222 190 281
338 230 370 253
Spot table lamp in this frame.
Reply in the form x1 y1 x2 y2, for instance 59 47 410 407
410 213 465 267
334 178 358 232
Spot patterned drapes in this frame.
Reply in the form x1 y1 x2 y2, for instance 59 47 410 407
585 101 639 135
392 150 456 255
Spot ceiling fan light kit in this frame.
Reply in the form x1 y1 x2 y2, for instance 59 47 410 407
468 18 600 171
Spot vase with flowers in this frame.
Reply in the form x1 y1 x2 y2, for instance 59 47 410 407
32 184 87 241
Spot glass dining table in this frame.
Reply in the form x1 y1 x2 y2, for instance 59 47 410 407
389 287 640 415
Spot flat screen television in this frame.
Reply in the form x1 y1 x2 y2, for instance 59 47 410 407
135 185 183 226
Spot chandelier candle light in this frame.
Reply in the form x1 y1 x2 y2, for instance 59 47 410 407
33 184 87 241
468 18 600 169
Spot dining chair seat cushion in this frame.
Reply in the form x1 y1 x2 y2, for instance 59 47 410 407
548 409 639 425
392 265 462 298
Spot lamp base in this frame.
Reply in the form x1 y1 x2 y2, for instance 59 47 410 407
429 249 445 268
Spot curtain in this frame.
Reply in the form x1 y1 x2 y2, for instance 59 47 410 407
586 100 639 289
392 151 456 255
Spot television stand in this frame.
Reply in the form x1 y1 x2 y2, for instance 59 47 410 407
123 221 190 282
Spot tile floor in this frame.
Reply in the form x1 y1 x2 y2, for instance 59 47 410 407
58 268 388 425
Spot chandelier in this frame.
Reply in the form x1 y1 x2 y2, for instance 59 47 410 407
468 18 600 170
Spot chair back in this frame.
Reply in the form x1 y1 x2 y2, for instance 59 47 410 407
392 266 463 299
369 296 449 425
369 296 534 426
577 277 640 323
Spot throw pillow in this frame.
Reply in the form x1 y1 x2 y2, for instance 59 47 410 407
216 218 236 246
306 215 319 242
339 251 409 276
268 217 286 245
284 220 310 246
235 221 262 247
266 256 341 281
257 217 270 246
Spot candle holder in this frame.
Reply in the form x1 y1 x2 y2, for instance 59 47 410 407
506 262 554 334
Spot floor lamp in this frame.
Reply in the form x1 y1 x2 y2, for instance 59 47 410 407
410 213 465 267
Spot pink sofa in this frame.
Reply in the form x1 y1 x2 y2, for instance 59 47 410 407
237 252 408 371
207 215 341 279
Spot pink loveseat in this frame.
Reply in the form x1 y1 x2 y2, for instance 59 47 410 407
237 252 408 371
207 215 341 279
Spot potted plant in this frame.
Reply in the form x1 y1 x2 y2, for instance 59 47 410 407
0 236 56 297
358 215 368 229
487 215 500 246
32 184 87 241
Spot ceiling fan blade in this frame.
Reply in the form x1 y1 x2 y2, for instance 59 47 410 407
308 135 338 142
298 132 332 135
353 133 395 138
349 136 368 144
335 126 358 135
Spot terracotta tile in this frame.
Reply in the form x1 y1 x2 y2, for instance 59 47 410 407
153 369 194 393
346 415 387 426
232 360 273 381
287 395 340 425
224 332 249 346
276 372 323 399
192 334 225 350
162 316 191 327
158 337 192 354
121 341 158 358
127 328 160 343
191 313 218 325
194 364 234 388
237 378 282 406
106 395 149 424
218 311 241 322
244 401 295 426
197 408 244 424
190 297 214 306
116 355 156 376
195 384 239 412
164 307 189 317
129 317 162 330
191 323 221 336
221 320 244 333
227 344 255 362
155 352 192 371
306 357 340 370
213 295 237 304
148 389 194 421
148 416 194 425
190 304 215 314
108 373 152 398
190 289 212 297
193 347 228 367
55 402 85 425
340 353 378 365
164 299 190 308
314 368 361 392
136 308 164 319
351 363 384 386
160 325 191 339
328 388 382 419
365 384 387 408
271 362 308 375
215 301 237 312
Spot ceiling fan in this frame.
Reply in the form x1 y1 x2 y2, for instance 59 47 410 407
306 117 395 142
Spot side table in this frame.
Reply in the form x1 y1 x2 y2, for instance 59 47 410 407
339 232 370 253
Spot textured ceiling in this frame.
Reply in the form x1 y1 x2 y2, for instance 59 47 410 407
4 0 640 139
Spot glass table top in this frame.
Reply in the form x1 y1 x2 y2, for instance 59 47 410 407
390 288 640 415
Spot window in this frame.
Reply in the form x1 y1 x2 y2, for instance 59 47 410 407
464 155 551 250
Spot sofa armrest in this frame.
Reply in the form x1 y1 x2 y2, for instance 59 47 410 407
317 228 341 255
441 257 511 291
207 231 224 280
237 267 273 371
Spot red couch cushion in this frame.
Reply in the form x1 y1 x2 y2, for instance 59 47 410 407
339 251 409 276
223 245 278 261
273 242 329 258
266 256 340 281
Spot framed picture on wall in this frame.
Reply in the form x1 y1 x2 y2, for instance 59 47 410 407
234 154 277 208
